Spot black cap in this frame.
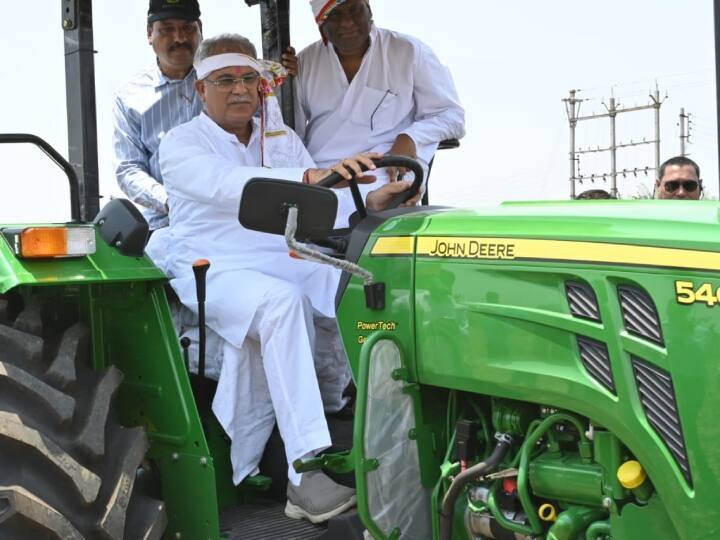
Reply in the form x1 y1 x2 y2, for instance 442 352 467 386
148 0 201 23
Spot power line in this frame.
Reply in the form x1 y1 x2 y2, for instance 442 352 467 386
576 69 712 94
563 87 663 198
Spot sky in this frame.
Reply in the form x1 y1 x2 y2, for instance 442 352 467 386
1 1 717 223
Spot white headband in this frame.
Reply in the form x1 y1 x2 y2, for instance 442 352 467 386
194 53 263 80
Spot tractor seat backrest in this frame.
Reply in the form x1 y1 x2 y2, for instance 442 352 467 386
423 139 460 206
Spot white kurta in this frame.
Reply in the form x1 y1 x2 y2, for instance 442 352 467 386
296 25 466 221
159 112 346 484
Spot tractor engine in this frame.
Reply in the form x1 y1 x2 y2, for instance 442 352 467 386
446 397 643 540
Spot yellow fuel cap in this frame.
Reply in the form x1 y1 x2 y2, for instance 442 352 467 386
617 460 647 489
538 503 557 522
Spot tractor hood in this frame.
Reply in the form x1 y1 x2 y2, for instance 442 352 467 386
417 199 720 251
367 200 720 273
337 198 720 539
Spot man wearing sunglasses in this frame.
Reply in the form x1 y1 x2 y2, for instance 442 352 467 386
655 156 702 200
113 0 203 231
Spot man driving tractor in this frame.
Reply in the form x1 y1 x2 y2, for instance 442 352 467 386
157 32 418 524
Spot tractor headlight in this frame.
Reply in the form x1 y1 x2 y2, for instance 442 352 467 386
2 226 96 259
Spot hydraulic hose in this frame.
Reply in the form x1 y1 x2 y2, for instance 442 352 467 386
486 413 590 537
547 507 606 540
585 520 612 540
439 433 512 540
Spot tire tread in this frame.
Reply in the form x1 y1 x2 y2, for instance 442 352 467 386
0 300 167 539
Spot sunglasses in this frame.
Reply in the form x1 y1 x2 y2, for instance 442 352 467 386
663 180 700 193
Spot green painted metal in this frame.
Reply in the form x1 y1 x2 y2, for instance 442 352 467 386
6 197 720 539
629 477 653 505
430 431 458 539
516 414 590 535
84 280 223 539
0 225 164 294
336 242 417 380
491 398 536 436
352 331 395 540
293 449 355 475
336 199 720 539
591 430 627 501
529 454 604 507
546 506 607 540
609 496 675 538
1 225 224 539
423 199 720 251
585 520 611 540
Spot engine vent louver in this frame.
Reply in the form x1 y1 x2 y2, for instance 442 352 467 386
566 281 601 322
618 286 664 346
577 336 615 393
632 357 691 484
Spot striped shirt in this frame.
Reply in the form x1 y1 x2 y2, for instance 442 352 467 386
112 66 202 229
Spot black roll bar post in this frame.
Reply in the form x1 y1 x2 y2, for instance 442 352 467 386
62 0 101 222
245 0 295 129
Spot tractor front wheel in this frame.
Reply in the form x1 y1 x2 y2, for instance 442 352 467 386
0 297 167 539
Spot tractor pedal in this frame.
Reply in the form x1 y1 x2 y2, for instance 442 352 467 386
241 474 272 490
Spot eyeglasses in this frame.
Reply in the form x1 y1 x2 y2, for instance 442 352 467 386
663 180 700 193
205 74 260 92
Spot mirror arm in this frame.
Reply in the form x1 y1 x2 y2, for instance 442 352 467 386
284 206 374 285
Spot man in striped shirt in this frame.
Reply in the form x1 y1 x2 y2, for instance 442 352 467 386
112 0 203 230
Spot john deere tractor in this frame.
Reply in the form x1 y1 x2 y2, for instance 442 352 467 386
3 1 720 539
237 159 720 540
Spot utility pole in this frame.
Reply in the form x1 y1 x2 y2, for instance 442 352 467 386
651 87 661 175
563 88 664 198
608 97 617 195
679 108 691 156
562 90 583 199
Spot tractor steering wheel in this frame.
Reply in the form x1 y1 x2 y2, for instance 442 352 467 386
317 155 425 220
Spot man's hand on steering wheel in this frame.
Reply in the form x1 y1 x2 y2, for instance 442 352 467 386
387 134 417 182
366 180 422 211
313 154 425 218
304 152 382 188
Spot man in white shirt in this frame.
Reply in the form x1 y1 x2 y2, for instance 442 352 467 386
159 32 415 524
113 0 203 230
293 0 466 223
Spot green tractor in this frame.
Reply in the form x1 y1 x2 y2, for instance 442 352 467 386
240 160 720 540
3 1 720 539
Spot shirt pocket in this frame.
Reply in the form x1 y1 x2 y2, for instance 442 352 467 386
350 86 404 132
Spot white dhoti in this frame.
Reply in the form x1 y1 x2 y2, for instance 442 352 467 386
158 110 354 486
212 279 329 485
183 274 349 486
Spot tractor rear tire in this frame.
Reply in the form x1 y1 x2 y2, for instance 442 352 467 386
0 298 167 539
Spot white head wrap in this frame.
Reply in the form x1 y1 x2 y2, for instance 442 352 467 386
310 0 370 44
194 52 285 83
310 0 347 24
194 52 290 164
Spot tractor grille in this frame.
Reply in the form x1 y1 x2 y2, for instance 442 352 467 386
566 281 601 322
618 286 664 345
577 336 615 393
632 357 691 484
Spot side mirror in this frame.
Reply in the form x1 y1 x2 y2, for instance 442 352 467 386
239 178 338 241
93 198 149 257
